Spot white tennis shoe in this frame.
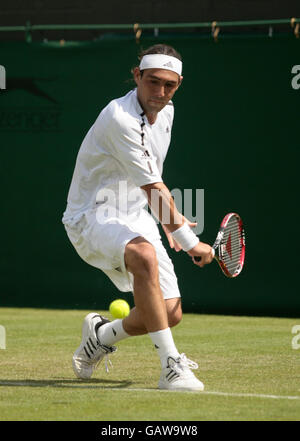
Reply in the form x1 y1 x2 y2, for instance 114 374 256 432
158 353 204 391
72 313 116 380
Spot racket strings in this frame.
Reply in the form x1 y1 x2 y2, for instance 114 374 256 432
219 216 244 276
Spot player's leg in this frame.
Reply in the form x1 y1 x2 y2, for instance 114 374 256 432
96 237 181 363
124 237 168 331
95 235 204 391
122 297 182 336
98 298 181 348
71 235 181 379
122 236 204 391
109 236 181 367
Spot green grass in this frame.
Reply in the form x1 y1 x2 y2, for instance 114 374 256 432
0 308 300 421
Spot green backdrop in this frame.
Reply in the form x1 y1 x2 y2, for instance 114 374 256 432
1 34 299 316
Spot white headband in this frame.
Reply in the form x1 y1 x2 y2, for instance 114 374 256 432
139 54 182 76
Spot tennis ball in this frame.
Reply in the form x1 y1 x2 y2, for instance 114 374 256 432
109 299 130 319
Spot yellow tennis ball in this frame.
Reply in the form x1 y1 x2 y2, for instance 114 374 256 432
109 299 130 319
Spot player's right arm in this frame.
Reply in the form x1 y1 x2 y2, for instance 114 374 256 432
141 181 213 267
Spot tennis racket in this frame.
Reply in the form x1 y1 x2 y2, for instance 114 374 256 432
194 212 245 278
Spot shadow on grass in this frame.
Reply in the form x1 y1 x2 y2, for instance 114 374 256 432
0 378 133 389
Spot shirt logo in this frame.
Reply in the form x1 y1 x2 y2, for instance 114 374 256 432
166 126 170 133
141 150 151 159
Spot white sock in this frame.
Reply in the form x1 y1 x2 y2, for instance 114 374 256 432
148 327 180 368
97 319 130 346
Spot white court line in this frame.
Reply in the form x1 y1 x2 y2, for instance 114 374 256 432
103 388 300 400
200 390 300 400
0 382 299 400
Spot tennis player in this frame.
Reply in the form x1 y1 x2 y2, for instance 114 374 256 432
62 44 214 391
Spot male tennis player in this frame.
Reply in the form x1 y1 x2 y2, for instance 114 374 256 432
62 44 214 391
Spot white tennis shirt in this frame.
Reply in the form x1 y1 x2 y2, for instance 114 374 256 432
62 88 174 227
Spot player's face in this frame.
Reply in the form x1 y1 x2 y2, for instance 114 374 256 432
134 68 182 114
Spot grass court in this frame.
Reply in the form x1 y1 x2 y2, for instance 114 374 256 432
0 308 299 421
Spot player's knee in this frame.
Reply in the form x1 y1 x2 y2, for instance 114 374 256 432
125 239 158 277
135 243 158 277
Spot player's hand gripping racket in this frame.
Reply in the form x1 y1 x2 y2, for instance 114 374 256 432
194 212 245 278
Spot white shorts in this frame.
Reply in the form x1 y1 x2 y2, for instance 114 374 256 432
64 207 181 300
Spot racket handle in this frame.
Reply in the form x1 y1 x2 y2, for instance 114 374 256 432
194 248 215 262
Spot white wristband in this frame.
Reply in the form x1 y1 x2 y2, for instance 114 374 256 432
171 223 199 252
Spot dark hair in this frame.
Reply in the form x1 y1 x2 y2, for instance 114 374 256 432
138 44 182 62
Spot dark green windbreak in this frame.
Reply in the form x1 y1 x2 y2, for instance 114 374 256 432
1 34 299 316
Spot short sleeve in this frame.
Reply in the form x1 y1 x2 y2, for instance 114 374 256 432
106 113 163 188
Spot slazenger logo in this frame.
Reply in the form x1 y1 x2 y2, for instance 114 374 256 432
5 77 58 103
0 76 61 132
0 107 61 131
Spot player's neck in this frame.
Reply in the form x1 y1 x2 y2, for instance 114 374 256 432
137 94 158 125
146 112 158 125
